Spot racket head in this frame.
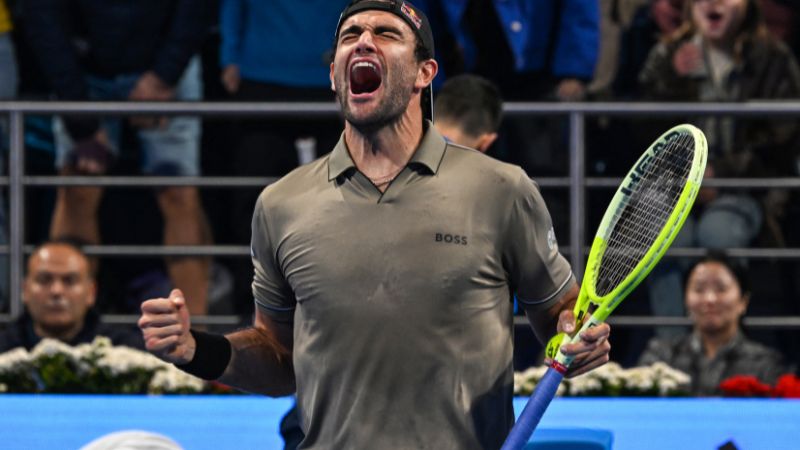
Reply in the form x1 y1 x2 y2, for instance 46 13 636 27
587 124 706 316
552 124 707 365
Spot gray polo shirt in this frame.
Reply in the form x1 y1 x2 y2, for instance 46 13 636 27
251 125 573 450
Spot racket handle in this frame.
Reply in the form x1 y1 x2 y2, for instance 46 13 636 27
500 367 564 450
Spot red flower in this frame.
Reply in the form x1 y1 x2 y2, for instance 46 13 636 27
719 375 772 397
208 380 235 394
772 374 800 399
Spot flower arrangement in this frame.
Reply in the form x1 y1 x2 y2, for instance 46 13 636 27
514 362 691 397
719 374 800 398
0 337 219 394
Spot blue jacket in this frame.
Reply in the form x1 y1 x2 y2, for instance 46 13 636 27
417 0 599 80
219 0 349 87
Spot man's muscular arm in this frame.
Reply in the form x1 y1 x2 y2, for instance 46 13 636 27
218 308 295 396
139 290 295 396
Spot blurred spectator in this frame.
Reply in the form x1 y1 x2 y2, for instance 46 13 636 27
760 0 799 57
218 0 344 167
0 239 144 353
590 0 687 99
638 251 793 396
586 0 685 195
419 0 598 100
418 0 599 174
0 0 17 313
24 0 214 315
217 0 347 312
638 0 800 332
433 74 503 153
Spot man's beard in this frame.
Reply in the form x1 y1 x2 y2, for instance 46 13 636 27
335 70 415 134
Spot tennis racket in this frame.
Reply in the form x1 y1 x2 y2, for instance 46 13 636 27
501 123 708 450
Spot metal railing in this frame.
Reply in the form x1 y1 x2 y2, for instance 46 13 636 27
1 100 799 328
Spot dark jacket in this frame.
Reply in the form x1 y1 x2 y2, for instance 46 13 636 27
639 34 800 178
638 332 793 396
0 309 145 353
23 0 208 139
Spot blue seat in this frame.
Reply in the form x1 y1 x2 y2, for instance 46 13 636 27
524 428 614 450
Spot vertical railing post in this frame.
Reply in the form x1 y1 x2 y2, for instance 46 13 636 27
9 111 24 318
568 112 585 278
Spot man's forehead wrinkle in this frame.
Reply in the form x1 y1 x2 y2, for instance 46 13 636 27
341 11 414 36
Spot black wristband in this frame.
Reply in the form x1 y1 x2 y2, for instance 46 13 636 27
175 329 232 380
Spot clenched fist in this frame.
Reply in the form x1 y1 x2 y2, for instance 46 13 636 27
138 288 196 364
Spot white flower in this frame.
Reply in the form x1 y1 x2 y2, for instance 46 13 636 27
568 373 603 395
74 342 98 360
588 362 624 389
91 336 113 349
31 338 79 359
149 366 205 394
96 346 168 376
657 377 679 396
651 362 691 385
0 348 32 372
30 338 94 374
646 362 690 395
623 367 657 392
514 361 691 397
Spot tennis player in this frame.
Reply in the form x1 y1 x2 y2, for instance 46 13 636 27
138 1 611 448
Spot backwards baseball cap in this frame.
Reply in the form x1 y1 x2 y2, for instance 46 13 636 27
334 0 436 121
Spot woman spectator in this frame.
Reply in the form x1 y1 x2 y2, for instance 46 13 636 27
639 0 800 331
638 251 793 396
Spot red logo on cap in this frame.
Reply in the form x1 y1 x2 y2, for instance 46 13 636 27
400 3 422 29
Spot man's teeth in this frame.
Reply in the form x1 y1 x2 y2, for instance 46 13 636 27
353 61 377 70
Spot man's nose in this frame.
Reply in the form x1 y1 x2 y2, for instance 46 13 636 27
355 32 376 53
49 279 66 294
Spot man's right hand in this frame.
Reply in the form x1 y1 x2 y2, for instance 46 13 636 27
138 288 196 365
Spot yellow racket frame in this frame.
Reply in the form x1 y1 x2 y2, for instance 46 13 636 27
546 124 708 366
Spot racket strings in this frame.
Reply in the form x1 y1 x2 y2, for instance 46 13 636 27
595 133 695 296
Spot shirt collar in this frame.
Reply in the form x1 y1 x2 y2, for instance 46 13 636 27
327 121 447 181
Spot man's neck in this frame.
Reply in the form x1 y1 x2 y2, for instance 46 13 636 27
33 322 83 343
344 110 424 178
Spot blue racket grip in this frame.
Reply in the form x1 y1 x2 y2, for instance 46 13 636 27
500 366 564 450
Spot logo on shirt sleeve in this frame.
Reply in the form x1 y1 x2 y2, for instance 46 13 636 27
547 227 558 251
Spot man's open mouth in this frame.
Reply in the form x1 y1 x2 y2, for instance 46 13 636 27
350 61 382 95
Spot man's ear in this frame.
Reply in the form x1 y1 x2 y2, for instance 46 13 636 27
415 59 438 91
476 132 498 153
86 280 97 309
329 62 336 92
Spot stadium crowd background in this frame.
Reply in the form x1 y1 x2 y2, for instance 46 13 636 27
1 0 799 376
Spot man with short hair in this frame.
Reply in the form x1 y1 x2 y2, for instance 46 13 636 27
139 2 612 448
0 240 143 352
434 73 503 153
